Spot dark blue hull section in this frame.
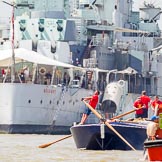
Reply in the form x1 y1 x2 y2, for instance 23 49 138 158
0 124 70 135
70 122 147 150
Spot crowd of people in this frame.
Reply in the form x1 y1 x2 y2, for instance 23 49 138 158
132 91 162 143
1 66 53 84
79 90 162 124
133 90 162 119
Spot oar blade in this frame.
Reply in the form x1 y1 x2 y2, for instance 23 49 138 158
38 142 53 148
38 134 72 148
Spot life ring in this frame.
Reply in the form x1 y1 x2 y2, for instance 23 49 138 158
55 69 62 77
118 80 125 87
39 67 46 75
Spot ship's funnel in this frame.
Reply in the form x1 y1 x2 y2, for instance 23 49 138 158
101 80 126 114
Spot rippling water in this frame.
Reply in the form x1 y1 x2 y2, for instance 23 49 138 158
0 134 146 162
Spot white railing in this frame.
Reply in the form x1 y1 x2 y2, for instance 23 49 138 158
79 0 103 6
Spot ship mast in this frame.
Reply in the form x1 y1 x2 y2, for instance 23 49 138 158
2 0 16 82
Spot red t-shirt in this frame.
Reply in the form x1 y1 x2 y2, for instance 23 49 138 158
140 95 151 109
1 69 5 75
134 100 143 114
89 94 99 109
151 100 162 109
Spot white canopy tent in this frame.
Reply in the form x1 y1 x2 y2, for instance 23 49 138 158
117 67 138 92
0 48 74 68
117 67 138 74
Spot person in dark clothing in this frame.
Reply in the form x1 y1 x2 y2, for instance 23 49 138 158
45 71 52 85
19 69 25 83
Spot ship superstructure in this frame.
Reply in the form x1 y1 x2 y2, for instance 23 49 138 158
9 0 162 96
0 0 162 133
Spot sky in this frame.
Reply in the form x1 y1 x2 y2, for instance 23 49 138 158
0 0 162 28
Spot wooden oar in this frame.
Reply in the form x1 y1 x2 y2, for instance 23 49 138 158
154 104 159 116
83 100 136 151
38 104 137 149
110 109 136 120
38 134 72 148
111 105 145 120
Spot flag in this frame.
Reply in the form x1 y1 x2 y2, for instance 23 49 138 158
11 6 14 48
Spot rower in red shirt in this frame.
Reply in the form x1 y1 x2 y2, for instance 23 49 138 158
140 91 151 118
151 95 162 116
133 97 145 118
79 90 100 125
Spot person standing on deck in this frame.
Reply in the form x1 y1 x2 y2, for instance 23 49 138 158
140 91 151 118
79 90 100 125
133 97 145 118
1 68 6 78
19 69 25 83
23 66 30 82
45 71 52 85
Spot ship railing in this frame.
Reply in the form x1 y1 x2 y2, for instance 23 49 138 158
115 40 149 51
79 0 103 6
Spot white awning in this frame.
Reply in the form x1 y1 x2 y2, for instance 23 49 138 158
118 67 138 74
0 48 74 68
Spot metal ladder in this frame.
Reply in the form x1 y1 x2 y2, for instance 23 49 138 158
48 86 67 134
52 86 67 123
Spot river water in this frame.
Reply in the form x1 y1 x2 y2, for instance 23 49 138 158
0 134 146 162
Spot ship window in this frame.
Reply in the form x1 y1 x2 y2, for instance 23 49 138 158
49 100 52 104
40 100 43 104
28 100 31 103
